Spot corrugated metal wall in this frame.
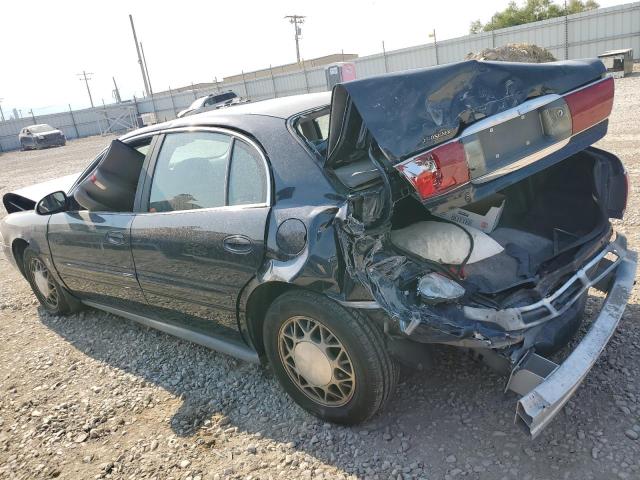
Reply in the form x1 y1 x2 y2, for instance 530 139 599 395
1 1 638 152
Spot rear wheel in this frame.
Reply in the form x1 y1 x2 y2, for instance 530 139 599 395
23 248 80 315
263 290 398 424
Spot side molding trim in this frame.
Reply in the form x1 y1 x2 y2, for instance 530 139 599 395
82 301 260 363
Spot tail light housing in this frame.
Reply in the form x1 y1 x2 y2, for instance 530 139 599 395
396 141 469 200
565 76 614 134
396 76 615 201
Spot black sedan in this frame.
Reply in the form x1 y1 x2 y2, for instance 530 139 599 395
1 59 636 436
19 124 66 150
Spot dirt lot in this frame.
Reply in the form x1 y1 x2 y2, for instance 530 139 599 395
1 75 640 480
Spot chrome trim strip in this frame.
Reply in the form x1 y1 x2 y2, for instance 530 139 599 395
83 301 260 363
334 300 382 309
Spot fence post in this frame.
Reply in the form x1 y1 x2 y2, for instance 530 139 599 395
382 41 389 73
214 76 220 92
68 104 79 139
241 70 249 100
302 60 310 93
269 65 278 98
564 12 569 59
191 82 197 99
168 87 178 117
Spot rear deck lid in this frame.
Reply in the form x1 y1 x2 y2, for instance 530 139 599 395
326 59 612 204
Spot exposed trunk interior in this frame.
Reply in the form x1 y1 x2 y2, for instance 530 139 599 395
387 151 611 308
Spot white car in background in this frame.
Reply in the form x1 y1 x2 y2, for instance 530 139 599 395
177 91 241 118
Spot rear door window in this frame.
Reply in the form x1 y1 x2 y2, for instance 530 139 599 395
148 132 232 212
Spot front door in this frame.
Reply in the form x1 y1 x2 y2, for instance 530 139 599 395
130 130 271 343
48 211 146 310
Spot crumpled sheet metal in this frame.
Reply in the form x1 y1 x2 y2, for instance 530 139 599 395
328 59 605 163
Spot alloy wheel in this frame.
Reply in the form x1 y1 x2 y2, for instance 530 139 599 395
30 257 59 309
278 315 356 407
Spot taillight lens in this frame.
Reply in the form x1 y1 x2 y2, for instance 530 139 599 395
565 76 614 134
396 141 469 200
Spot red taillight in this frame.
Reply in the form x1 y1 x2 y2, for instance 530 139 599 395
397 141 469 200
565 76 614 134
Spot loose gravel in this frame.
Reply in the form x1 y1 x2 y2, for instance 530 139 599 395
1 72 640 479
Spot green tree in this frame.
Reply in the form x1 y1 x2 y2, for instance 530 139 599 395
470 0 599 33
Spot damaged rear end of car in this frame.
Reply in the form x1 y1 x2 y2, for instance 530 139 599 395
319 59 636 437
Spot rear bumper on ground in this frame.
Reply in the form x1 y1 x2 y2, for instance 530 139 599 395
509 234 636 437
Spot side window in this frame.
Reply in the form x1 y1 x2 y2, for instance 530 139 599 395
228 140 268 206
148 132 231 212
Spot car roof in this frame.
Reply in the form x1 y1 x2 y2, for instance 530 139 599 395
124 92 331 139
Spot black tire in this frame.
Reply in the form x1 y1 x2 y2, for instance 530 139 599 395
23 248 81 315
263 290 398 424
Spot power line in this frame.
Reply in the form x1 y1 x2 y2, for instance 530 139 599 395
77 71 95 108
284 15 305 64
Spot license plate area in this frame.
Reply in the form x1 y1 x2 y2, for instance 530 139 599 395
463 97 572 183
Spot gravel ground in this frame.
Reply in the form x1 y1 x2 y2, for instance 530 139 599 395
1 74 640 480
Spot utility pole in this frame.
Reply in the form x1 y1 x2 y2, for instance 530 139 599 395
284 15 305 63
429 29 439 65
112 77 122 103
77 70 95 108
140 42 153 94
129 14 150 96
0 99 5 122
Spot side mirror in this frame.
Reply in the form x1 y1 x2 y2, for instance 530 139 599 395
36 191 68 215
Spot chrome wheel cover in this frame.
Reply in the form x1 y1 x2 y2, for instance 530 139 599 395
30 257 58 309
278 315 355 407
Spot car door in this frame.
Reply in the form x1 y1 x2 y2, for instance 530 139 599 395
130 129 271 343
47 139 154 311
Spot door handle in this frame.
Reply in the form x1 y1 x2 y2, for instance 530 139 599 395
105 231 126 246
223 235 253 254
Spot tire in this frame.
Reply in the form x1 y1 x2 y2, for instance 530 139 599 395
263 290 398 425
23 248 81 315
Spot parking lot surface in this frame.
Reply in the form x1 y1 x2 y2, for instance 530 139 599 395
1 75 640 479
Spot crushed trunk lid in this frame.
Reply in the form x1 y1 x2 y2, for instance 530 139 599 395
326 59 612 207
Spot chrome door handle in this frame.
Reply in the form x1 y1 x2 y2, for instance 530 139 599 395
223 235 253 254
105 231 125 246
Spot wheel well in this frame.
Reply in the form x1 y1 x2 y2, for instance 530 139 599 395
12 239 29 276
245 282 296 356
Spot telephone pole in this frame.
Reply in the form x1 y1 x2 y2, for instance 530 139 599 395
112 77 122 103
129 14 150 96
429 29 439 65
77 71 95 108
140 42 153 94
284 15 305 63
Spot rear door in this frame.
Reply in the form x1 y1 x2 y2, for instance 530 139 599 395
130 128 271 342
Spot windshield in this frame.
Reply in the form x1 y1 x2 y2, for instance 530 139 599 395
30 124 55 133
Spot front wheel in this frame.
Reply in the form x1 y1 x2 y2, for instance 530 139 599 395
263 290 398 424
23 248 80 315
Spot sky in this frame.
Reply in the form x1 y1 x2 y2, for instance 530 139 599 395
0 0 625 116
